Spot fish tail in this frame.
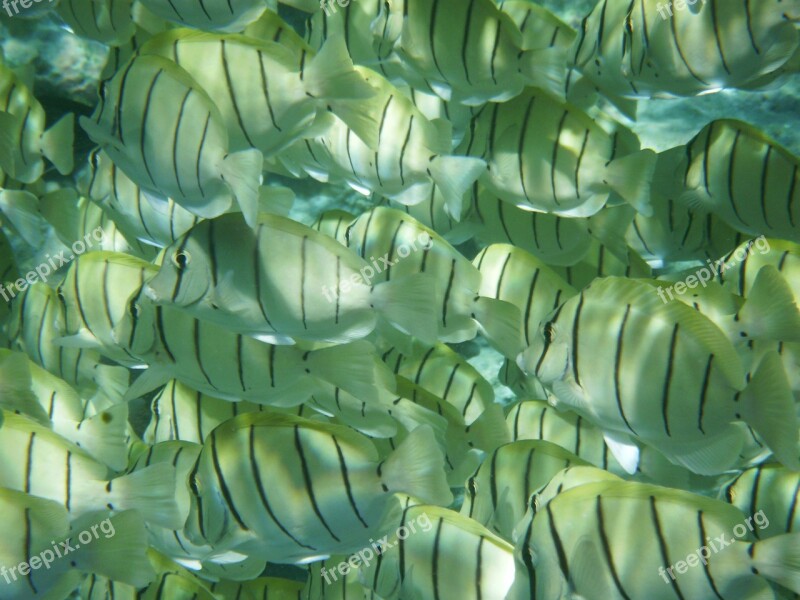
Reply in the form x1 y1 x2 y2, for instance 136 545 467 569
68 509 156 588
40 112 75 175
220 149 263 229
0 189 45 246
737 265 800 342
741 351 800 470
106 462 183 529
381 425 452 506
427 155 486 217
305 341 391 403
92 364 131 402
304 35 375 103
603 149 657 216
751 533 800 594
69 403 129 471
519 46 569 101
472 296 524 359
464 403 511 452
371 273 439 345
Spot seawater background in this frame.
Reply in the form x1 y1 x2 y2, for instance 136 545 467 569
1 1 799 592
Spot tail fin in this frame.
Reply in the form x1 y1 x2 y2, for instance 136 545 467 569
0 190 44 247
519 46 568 101
428 156 486 217
737 265 800 342
604 149 656 216
751 533 800 594
92 364 130 402
472 297 524 359
40 112 75 175
306 341 392 403
372 274 439 345
0 352 43 422
69 403 129 472
107 462 183 529
304 35 376 103
70 509 156 588
741 351 800 470
220 149 263 228
464 403 511 451
381 425 453 506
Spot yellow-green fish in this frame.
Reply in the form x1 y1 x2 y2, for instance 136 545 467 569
80 54 263 227
184 413 452 562
724 463 800 538
137 0 269 32
0 58 74 184
144 212 439 346
56 0 136 46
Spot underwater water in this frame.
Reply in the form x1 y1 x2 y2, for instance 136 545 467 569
0 0 799 598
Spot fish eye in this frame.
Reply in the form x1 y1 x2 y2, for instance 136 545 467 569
189 473 201 496
129 298 140 318
543 321 556 344
172 251 191 270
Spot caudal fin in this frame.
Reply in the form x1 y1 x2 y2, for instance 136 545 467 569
107 462 182 529
519 46 568 101
737 264 800 342
604 149 657 216
372 274 439 345
381 425 453 506
69 403 129 471
465 403 511 451
0 190 44 247
306 341 393 404
220 149 263 228
428 156 487 217
40 112 75 175
472 297 524 359
751 533 800 594
742 351 800 470
304 35 376 103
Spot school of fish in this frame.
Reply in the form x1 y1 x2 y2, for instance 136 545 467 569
0 0 799 598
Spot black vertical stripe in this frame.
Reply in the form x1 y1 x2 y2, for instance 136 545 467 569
294 426 340 541
597 496 631 599
661 324 680 437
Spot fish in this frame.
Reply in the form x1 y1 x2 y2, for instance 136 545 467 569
114 285 395 407
144 211 440 346
661 120 800 243
508 478 800 600
0 349 129 471
138 29 379 158
570 0 800 100
714 238 800 303
461 440 589 540
183 413 452 562
56 0 137 46
0 410 181 528
343 206 524 358
136 0 269 32
0 57 74 184
55 251 158 367
552 238 652 290
473 243 577 349
360 500 516 600
724 463 800 538
210 576 307 598
518 276 800 475
8 282 131 401
458 87 657 217
274 66 486 215
0 491 155 600
367 0 569 104
80 54 263 227
80 149 201 250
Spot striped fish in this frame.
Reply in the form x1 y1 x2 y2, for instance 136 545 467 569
56 252 157 367
552 238 652 290
344 207 524 358
0 494 154 600
461 440 589 540
473 243 577 348
183 413 452 562
0 410 181 528
508 478 800 600
303 555 381 599
137 0 268 32
211 577 307 599
724 463 800 538
8 282 130 401
145 212 439 345
570 0 800 99
0 349 129 470
361 501 516 600
139 29 379 158
367 0 569 104
81 149 201 250
115 286 395 407
499 1 577 53
666 120 800 243
80 54 263 227
56 0 136 46
458 87 656 217
519 276 800 475
0 57 74 184
714 239 800 302
276 66 486 215
379 341 496 424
